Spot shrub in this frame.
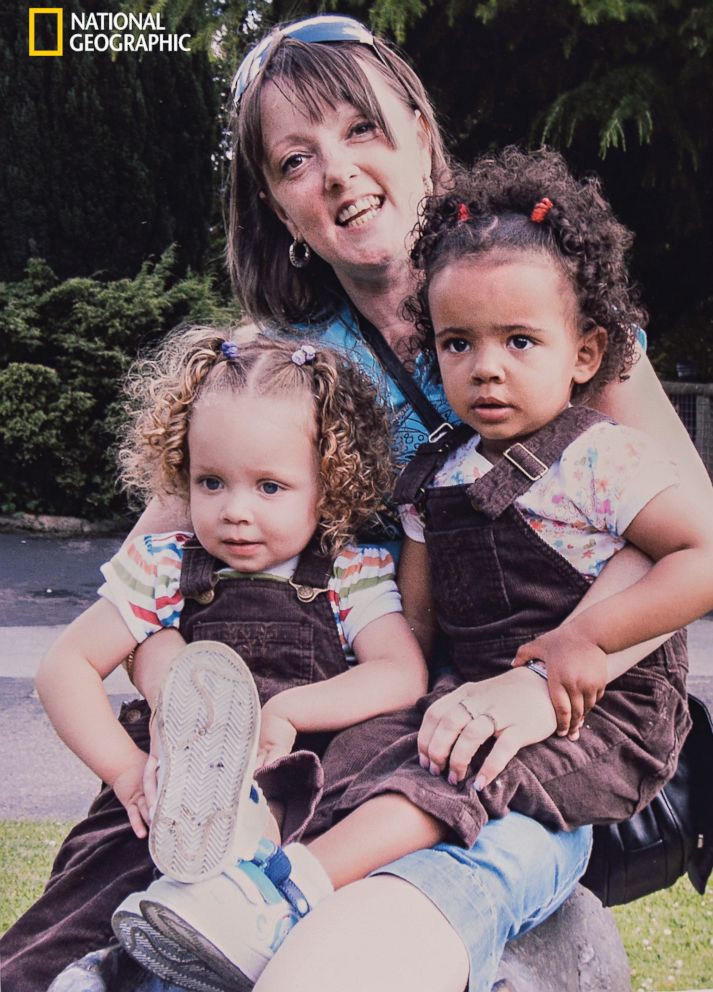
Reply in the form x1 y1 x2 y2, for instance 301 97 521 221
0 249 239 518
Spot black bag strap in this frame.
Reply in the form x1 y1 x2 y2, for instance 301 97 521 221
354 310 444 433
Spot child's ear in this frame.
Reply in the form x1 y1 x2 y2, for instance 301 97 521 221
572 326 607 386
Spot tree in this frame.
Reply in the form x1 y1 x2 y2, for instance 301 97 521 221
0 0 218 280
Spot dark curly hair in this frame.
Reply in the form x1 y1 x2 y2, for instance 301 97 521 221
406 146 645 397
120 327 395 555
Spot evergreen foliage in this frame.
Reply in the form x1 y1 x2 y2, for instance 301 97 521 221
0 250 238 517
158 0 711 349
0 0 218 281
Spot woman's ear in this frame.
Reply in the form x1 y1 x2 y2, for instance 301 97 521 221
414 109 433 181
572 326 607 386
260 188 299 240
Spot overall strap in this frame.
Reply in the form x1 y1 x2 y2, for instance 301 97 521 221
393 422 475 506
179 540 220 603
468 407 612 520
290 538 334 603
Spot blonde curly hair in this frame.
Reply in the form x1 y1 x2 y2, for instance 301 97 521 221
120 326 395 555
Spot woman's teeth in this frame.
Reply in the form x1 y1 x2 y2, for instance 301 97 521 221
337 195 382 227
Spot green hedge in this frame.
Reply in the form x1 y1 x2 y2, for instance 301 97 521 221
0 250 239 519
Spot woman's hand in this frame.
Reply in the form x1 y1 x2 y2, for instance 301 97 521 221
417 668 557 789
112 751 151 838
257 698 298 769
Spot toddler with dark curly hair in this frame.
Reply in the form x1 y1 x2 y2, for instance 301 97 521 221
306 146 711 862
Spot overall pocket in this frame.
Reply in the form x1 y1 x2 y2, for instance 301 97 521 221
426 525 511 628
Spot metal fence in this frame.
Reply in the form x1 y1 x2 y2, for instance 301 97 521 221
662 381 713 478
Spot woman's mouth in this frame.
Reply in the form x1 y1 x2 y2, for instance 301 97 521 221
336 195 383 228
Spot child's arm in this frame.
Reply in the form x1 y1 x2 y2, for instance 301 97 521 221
514 484 713 732
35 600 183 837
257 612 428 768
398 536 438 658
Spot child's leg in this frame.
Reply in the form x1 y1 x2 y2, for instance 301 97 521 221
307 792 449 888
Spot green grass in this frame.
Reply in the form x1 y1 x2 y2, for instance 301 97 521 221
0 820 70 934
1 820 712 989
614 877 713 991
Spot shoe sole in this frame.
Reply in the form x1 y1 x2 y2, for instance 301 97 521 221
150 641 261 883
141 899 255 990
112 909 232 992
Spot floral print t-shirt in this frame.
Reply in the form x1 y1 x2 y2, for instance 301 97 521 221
400 421 678 579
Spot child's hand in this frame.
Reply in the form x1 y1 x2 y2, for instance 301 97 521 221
256 700 297 769
111 753 151 839
512 626 608 739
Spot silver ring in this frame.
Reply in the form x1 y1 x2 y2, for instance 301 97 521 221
459 699 497 735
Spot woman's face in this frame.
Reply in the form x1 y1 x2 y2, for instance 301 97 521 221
259 58 432 284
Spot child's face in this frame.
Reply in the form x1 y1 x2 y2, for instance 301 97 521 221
188 390 321 571
429 251 604 459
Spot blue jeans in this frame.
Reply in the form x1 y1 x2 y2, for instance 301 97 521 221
377 813 593 992
130 814 592 992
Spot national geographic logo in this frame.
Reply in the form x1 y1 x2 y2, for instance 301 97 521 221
28 7 191 56
29 8 63 56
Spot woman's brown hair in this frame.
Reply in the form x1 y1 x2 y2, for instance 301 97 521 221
227 35 451 327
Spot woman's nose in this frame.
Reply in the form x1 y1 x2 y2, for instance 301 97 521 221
322 143 359 191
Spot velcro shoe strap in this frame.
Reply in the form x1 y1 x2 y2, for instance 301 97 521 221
259 847 311 918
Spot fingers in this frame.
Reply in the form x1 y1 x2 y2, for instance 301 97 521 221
473 731 520 791
126 801 148 839
447 714 498 784
510 642 532 668
418 693 473 775
548 680 573 737
143 753 159 813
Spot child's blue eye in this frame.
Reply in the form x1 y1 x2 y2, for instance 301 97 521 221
509 335 534 351
260 481 281 495
200 477 223 492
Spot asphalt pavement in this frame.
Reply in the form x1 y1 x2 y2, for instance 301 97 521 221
1 530 712 822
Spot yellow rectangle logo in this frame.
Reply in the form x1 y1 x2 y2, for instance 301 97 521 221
29 8 63 56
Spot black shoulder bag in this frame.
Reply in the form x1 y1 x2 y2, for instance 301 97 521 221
581 692 713 905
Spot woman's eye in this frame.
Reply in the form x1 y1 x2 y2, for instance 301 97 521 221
260 481 281 495
282 153 307 173
444 338 470 354
199 477 222 492
350 120 377 139
509 335 534 351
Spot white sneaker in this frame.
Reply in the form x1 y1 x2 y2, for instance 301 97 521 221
150 640 268 883
112 890 229 992
139 841 331 987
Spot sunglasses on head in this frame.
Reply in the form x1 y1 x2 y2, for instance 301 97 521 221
231 14 378 108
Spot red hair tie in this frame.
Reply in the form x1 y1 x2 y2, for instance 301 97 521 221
530 197 553 223
457 202 471 223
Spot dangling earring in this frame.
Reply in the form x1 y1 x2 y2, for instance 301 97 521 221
289 239 311 269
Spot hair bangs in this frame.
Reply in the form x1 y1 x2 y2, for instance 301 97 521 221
238 41 396 180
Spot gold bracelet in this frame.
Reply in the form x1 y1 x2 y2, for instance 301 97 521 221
124 646 138 686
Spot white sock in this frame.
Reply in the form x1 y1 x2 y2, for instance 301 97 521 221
282 842 334 910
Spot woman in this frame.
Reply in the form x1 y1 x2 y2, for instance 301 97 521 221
4 15 709 992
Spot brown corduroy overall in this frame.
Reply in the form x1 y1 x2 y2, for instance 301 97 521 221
310 407 691 847
0 539 346 991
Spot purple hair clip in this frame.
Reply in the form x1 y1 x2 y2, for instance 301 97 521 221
221 341 239 361
291 344 317 366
